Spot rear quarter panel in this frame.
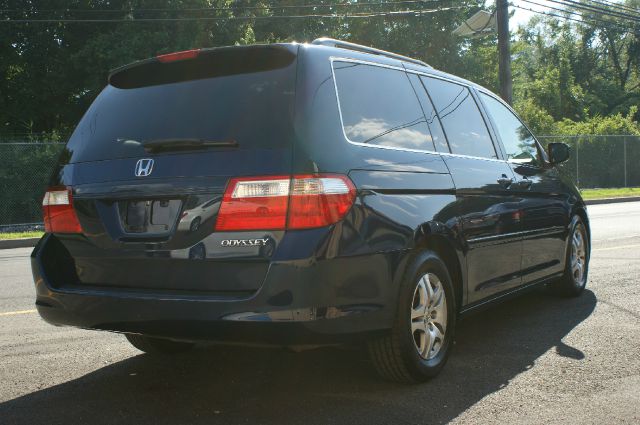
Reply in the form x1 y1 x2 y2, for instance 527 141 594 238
292 46 465 305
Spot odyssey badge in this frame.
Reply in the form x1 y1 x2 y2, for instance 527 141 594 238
221 238 270 247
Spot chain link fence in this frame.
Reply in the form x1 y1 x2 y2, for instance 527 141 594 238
0 142 66 230
537 135 640 189
0 135 638 228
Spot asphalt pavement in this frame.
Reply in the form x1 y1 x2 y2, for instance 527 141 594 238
1 202 639 424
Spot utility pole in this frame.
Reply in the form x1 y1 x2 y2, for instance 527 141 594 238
496 0 513 105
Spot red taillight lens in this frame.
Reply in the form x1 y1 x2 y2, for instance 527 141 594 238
215 176 291 231
288 175 356 229
215 175 356 232
42 187 83 234
156 49 200 63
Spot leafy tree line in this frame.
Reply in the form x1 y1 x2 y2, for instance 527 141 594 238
512 4 640 136
0 0 638 139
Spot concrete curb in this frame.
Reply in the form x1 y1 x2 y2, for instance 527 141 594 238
585 196 640 206
0 238 40 250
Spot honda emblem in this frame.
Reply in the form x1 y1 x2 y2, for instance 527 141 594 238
135 158 154 177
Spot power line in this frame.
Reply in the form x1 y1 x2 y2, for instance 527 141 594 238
520 0 586 19
513 3 636 30
0 5 466 23
513 3 595 23
0 0 451 14
519 0 637 29
544 0 640 22
585 0 640 16
559 0 640 21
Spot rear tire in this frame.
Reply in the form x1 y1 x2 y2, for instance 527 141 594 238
189 217 201 233
368 251 456 383
125 334 195 355
553 215 589 297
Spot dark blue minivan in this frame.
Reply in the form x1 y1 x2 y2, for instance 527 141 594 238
32 38 590 382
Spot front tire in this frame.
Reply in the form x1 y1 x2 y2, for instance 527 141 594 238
553 215 589 297
368 251 456 383
125 334 195 355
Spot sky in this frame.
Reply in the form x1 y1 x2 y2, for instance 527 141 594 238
509 0 628 29
512 6 537 29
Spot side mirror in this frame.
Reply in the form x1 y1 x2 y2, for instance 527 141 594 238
548 142 570 164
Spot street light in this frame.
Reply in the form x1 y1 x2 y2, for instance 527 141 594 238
453 2 512 105
452 10 496 38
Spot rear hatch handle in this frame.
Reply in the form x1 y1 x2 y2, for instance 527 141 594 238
142 138 238 153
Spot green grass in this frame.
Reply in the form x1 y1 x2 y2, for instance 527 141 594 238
0 231 43 240
580 187 640 200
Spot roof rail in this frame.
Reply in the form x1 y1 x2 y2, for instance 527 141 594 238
311 37 431 68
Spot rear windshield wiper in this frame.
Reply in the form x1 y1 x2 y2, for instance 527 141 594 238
142 138 238 153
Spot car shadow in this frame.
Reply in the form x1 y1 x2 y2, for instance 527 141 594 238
0 290 596 425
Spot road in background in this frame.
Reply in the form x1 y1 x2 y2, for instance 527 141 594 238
1 203 639 424
588 200 640 247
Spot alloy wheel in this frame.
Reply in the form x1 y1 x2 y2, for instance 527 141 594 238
570 223 587 285
410 273 447 360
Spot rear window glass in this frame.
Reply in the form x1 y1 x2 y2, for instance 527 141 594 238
421 76 497 159
333 61 436 152
65 47 297 163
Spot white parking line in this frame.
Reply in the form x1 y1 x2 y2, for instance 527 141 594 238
0 309 37 317
592 235 640 243
592 244 640 252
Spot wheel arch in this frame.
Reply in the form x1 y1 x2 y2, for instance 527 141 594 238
573 204 591 245
560 206 591 273
414 232 464 313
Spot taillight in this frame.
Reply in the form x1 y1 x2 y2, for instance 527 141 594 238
215 175 356 231
42 187 83 234
215 176 290 231
288 175 356 229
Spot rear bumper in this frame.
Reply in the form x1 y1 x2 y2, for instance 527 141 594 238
31 235 404 345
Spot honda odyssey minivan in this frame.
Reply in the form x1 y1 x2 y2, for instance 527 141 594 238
31 38 590 382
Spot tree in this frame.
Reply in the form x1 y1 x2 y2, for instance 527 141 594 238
513 4 640 131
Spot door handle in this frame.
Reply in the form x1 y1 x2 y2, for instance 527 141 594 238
497 175 514 188
517 178 533 190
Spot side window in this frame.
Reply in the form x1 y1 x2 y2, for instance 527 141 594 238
480 93 540 165
421 76 497 159
406 73 449 152
333 61 436 151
